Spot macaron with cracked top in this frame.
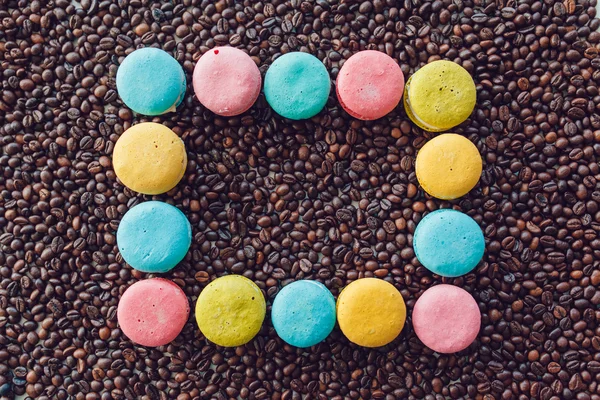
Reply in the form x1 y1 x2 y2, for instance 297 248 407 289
415 133 482 200
117 278 190 347
193 47 261 116
336 50 405 120
264 52 331 120
336 278 406 347
113 122 187 195
117 201 192 274
116 47 186 116
403 60 476 132
412 284 481 353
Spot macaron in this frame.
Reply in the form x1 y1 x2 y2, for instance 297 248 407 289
116 47 186 116
412 284 481 353
264 52 330 120
117 278 190 347
415 133 482 199
271 280 336 348
413 209 485 277
193 47 261 116
117 201 192 274
403 60 476 132
113 122 187 195
336 278 406 347
195 275 266 347
336 50 405 120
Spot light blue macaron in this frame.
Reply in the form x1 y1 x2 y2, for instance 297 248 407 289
264 52 331 120
413 209 485 277
117 201 192 273
271 280 336 348
116 47 186 116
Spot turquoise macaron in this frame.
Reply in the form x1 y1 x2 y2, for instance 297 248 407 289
117 201 192 273
116 47 186 116
413 209 485 277
271 280 336 348
264 52 331 120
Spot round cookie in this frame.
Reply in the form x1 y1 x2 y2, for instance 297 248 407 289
195 275 266 347
271 280 336 348
117 278 190 347
264 52 330 120
413 209 484 277
116 47 186 116
336 278 406 347
403 60 476 132
193 47 261 116
113 122 187 195
117 201 192 274
415 133 482 199
412 285 481 353
336 50 405 120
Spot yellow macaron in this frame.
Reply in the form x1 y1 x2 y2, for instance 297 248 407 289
113 122 187 195
195 275 266 347
336 278 406 347
404 60 476 132
416 133 482 200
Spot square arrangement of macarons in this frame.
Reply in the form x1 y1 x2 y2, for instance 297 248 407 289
113 45 486 354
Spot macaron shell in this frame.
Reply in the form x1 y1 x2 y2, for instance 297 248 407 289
413 209 485 277
264 52 331 120
415 133 482 199
404 60 476 132
113 122 187 195
116 47 186 116
195 275 266 347
336 50 405 120
412 284 481 353
336 278 406 347
193 47 261 116
117 201 192 273
117 278 190 347
271 280 336 348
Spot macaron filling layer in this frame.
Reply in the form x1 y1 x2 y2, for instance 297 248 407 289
403 76 443 132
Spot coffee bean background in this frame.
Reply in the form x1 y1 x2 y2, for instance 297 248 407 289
2 0 600 399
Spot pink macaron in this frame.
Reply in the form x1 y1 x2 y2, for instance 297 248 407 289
117 278 189 347
193 47 261 116
412 284 481 353
336 50 405 120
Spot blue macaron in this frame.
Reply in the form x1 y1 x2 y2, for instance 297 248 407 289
271 280 336 348
116 47 186 116
413 209 485 277
264 52 331 120
117 201 192 273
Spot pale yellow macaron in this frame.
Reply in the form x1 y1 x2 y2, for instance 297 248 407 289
195 275 266 347
336 278 406 347
113 122 187 195
415 133 482 200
